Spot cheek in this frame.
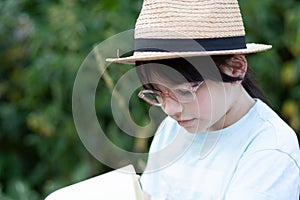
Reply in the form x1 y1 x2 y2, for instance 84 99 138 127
193 88 213 118
194 82 227 119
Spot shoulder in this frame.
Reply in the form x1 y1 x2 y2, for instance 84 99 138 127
244 99 300 168
253 99 298 148
226 100 300 198
254 99 294 133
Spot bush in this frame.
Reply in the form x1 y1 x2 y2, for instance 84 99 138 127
0 0 299 199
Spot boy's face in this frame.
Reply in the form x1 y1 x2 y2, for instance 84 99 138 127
153 78 237 133
139 55 248 133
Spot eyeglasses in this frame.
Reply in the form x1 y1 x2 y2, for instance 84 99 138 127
138 81 204 106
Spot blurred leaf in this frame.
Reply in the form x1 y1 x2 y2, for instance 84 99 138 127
0 0 300 199
6 180 39 200
282 99 300 131
281 61 299 86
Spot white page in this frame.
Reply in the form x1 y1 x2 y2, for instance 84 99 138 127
45 165 142 200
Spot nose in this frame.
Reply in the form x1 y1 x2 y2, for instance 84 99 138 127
161 96 183 116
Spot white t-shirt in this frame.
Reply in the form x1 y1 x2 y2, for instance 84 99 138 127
141 99 300 200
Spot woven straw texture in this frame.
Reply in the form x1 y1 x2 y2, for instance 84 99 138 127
135 0 245 39
107 0 272 64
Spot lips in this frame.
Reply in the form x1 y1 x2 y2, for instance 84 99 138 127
177 118 196 127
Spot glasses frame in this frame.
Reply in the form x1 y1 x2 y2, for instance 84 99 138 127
138 81 204 106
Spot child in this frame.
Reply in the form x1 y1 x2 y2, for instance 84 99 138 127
108 0 300 199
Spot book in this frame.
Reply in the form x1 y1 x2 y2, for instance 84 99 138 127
45 165 144 200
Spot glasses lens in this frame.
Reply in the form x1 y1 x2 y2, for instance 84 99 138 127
173 88 194 103
139 81 202 106
141 91 162 105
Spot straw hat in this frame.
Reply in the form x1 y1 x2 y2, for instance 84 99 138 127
107 0 272 64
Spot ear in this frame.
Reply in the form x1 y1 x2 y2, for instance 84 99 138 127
220 55 248 79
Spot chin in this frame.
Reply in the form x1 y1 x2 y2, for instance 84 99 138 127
183 126 205 134
177 118 208 133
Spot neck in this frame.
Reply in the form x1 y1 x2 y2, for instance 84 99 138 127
209 86 255 131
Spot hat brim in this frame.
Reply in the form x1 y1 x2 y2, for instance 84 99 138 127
106 43 272 64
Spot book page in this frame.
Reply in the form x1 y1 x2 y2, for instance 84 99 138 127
45 165 143 200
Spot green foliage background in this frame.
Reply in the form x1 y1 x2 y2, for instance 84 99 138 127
0 0 299 199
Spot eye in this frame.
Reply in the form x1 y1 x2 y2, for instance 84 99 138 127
146 83 164 93
152 87 162 93
173 88 192 96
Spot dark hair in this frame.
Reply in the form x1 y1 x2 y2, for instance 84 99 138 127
211 55 266 101
135 55 266 101
241 66 266 102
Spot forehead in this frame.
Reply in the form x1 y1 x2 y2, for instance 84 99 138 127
136 59 204 86
152 82 193 93
149 66 191 85
135 56 221 86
